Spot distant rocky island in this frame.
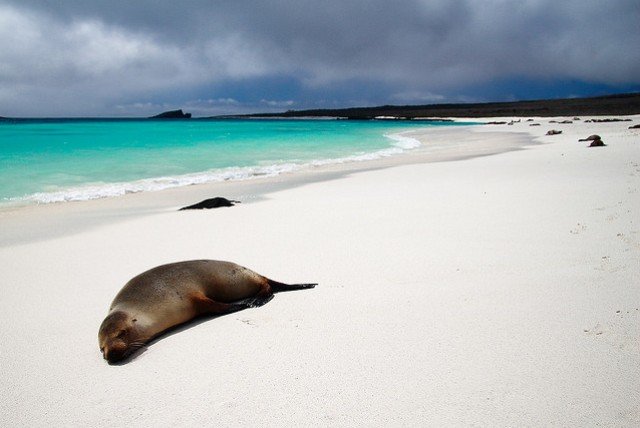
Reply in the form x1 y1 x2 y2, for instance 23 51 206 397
219 92 640 120
150 109 192 119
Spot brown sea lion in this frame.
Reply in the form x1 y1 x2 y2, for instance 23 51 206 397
98 260 316 363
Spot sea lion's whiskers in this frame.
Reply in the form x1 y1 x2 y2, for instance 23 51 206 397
123 342 147 358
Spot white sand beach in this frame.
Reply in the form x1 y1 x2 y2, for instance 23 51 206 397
1 117 639 426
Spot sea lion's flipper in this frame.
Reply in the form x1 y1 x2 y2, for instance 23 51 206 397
191 292 251 315
268 280 317 293
235 294 275 308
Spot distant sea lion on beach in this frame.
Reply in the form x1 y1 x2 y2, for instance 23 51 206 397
578 134 606 147
179 197 240 210
98 260 316 363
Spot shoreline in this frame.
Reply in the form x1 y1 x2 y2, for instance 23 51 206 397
1 116 638 426
0 123 538 246
3 113 636 246
0 121 466 208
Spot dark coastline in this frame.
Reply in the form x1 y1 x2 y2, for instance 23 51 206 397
2 93 639 121
222 92 640 120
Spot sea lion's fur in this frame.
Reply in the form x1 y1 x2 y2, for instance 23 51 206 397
98 260 315 363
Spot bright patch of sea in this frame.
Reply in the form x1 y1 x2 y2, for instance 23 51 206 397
0 118 463 205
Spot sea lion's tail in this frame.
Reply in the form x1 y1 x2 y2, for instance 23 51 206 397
268 280 317 292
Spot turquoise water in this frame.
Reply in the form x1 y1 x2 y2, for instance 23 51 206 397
0 119 460 205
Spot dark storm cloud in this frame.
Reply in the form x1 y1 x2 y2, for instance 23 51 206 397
1 0 639 116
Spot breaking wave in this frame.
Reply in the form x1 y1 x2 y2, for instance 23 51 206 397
14 131 421 205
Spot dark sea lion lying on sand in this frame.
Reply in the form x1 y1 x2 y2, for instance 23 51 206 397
179 197 240 210
579 134 606 147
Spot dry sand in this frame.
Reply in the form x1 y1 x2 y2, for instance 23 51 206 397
1 116 639 426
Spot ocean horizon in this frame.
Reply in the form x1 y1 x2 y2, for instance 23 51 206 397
0 118 464 207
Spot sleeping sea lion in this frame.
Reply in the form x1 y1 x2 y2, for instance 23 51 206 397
98 260 316 363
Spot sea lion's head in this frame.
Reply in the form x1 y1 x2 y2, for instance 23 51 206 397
98 311 143 363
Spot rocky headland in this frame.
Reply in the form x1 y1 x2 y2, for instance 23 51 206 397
150 109 192 119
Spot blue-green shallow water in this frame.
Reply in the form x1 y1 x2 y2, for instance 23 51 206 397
0 119 462 205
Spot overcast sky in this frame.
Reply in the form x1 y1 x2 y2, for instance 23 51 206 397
1 0 639 117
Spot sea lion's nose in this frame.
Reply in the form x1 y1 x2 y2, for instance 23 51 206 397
103 348 114 362
102 345 127 363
